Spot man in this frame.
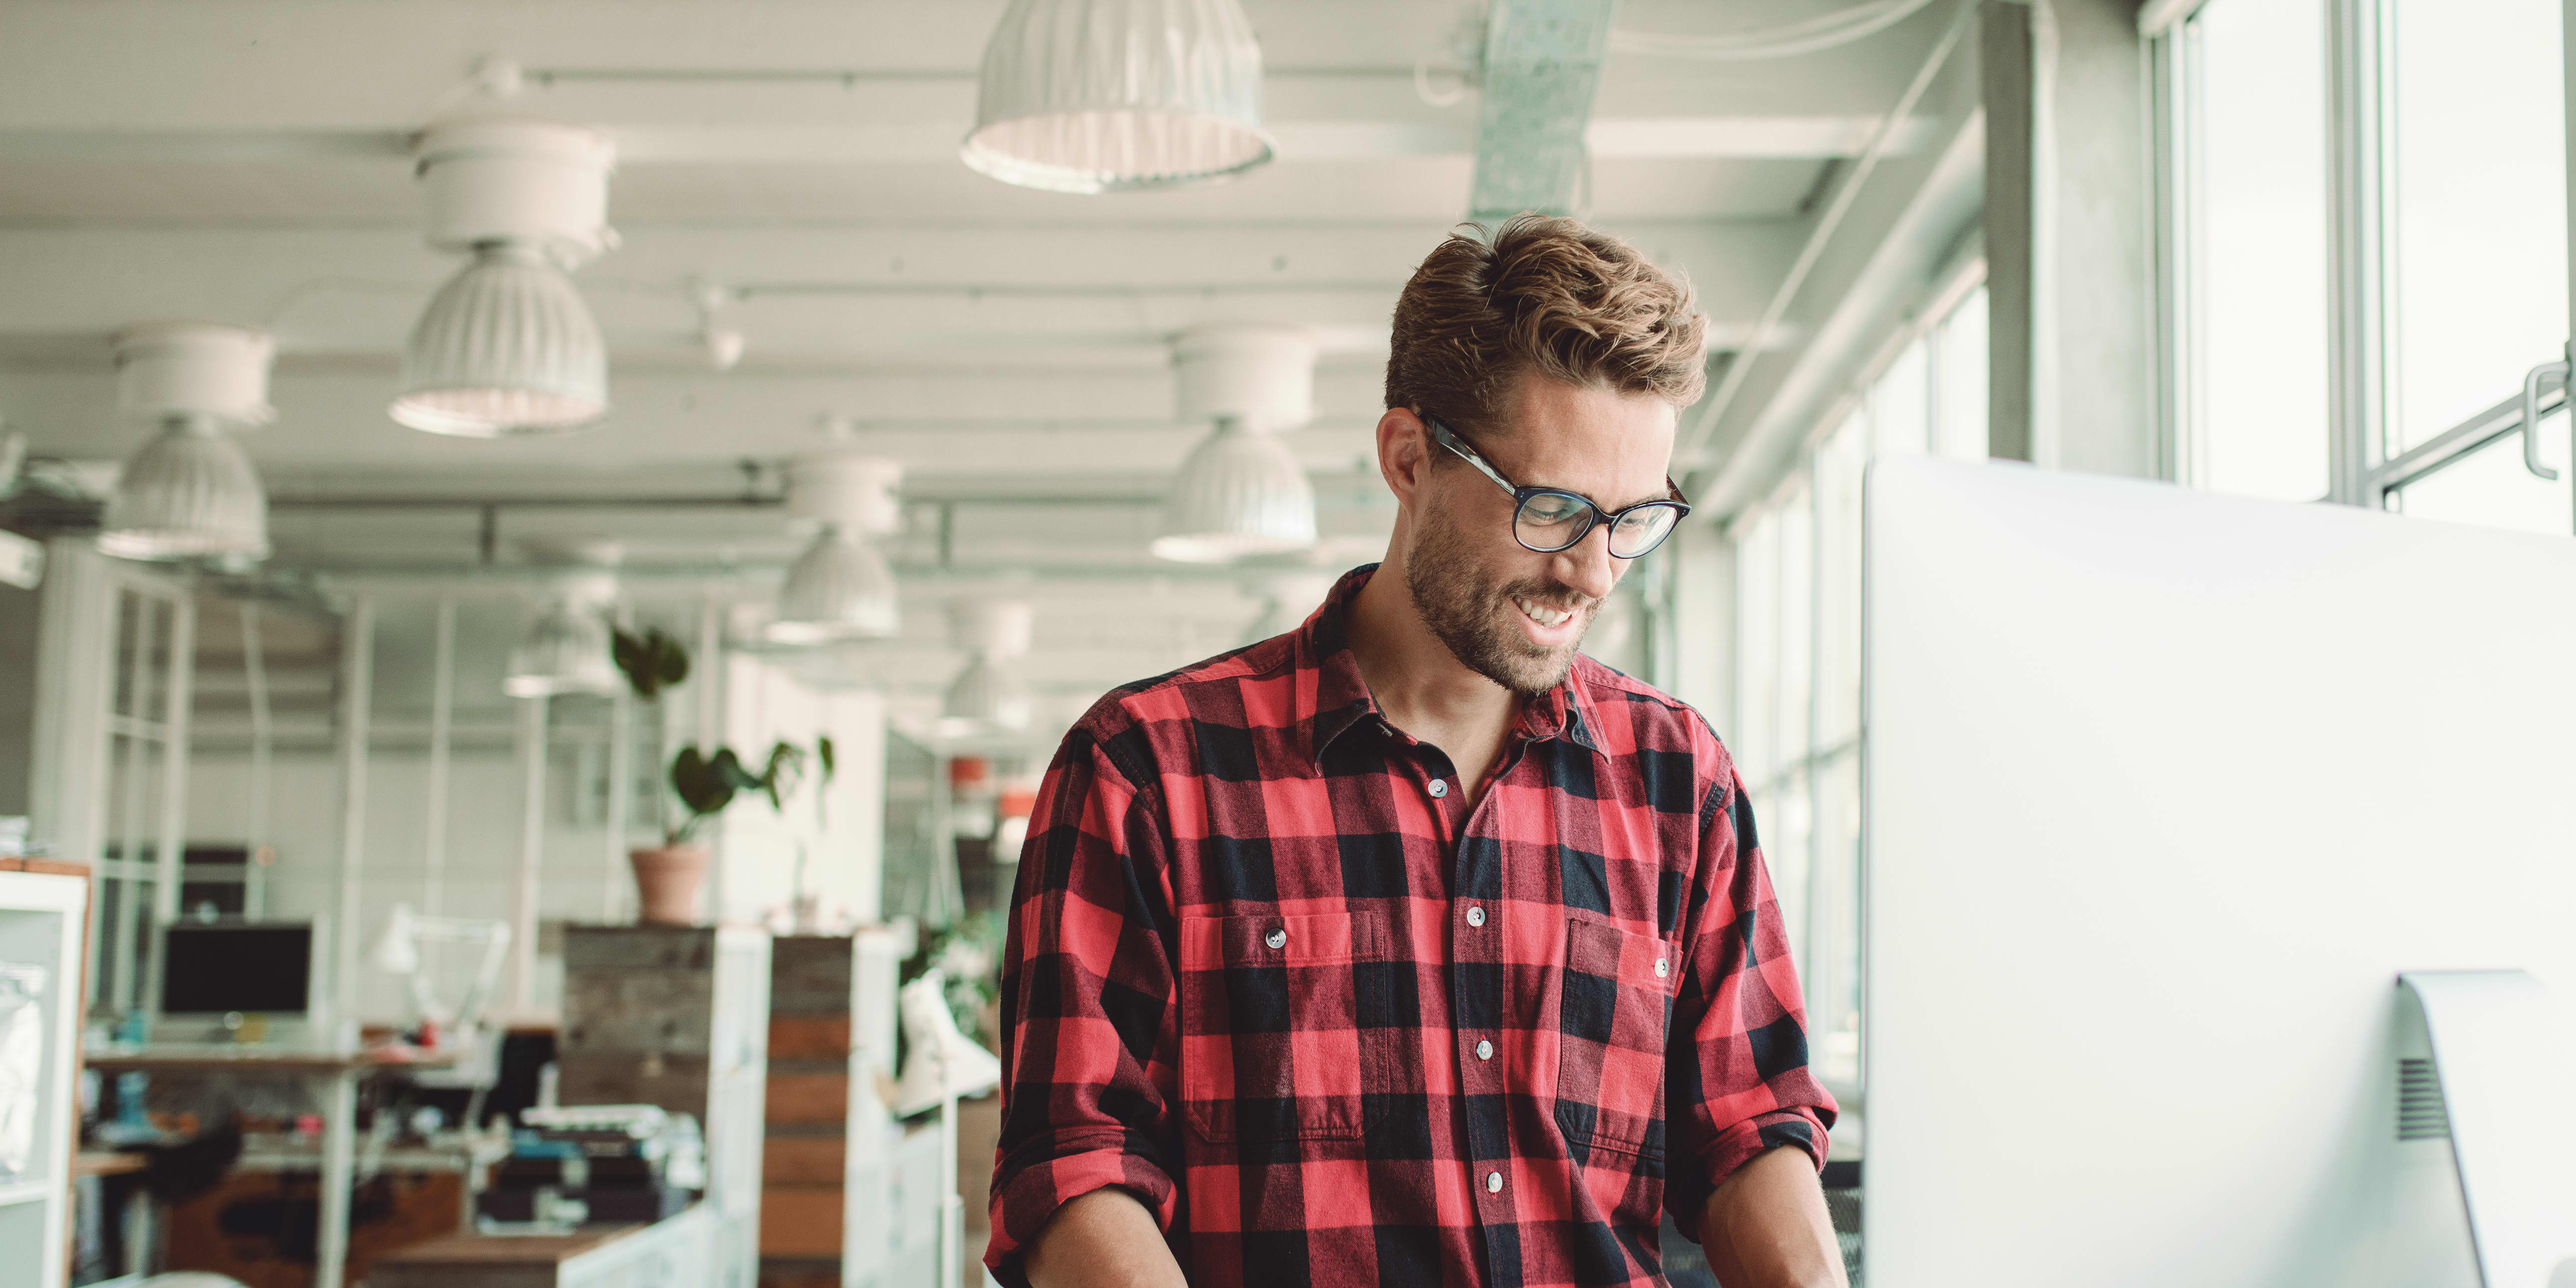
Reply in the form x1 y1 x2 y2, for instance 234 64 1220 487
987 215 1843 1288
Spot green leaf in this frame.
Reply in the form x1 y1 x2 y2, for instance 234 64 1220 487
816 735 836 784
612 626 692 702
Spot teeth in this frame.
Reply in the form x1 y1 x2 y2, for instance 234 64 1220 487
1514 597 1572 628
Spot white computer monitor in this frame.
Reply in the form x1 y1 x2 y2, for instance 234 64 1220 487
1861 458 2576 1286
149 916 331 1047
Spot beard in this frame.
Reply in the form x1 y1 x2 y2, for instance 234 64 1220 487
1403 503 1600 696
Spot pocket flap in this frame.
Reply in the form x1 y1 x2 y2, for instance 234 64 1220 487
1567 915 1679 996
1219 910 1389 966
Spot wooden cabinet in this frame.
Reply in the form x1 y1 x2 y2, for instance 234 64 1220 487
558 926 770 1288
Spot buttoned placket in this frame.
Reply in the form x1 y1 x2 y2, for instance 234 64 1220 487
1449 733 1537 1251
1375 712 1535 1255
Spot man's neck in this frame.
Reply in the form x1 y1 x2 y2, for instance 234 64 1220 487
1346 561 1520 779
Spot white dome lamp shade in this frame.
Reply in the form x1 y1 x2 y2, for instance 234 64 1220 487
1153 322 1319 564
963 0 1274 194
99 323 275 563
393 117 617 437
940 599 1038 737
391 242 609 436
770 452 905 645
504 570 621 698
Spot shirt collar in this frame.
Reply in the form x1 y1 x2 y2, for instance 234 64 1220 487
1297 563 1606 768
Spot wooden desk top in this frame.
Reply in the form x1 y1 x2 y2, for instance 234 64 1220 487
74 1151 145 1177
85 1046 459 1074
372 1224 648 1267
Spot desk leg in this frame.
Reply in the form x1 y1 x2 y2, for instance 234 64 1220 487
315 1068 359 1288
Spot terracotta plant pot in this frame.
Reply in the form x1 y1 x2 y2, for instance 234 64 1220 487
628 844 710 925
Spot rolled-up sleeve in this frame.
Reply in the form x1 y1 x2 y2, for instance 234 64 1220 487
984 716 1182 1288
1664 759 1838 1246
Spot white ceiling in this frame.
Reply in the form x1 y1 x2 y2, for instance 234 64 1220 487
0 0 1977 731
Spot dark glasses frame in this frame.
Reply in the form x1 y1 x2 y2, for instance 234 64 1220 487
1420 413 1692 559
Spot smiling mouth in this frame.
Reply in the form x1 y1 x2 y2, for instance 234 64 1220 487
1512 595 1577 628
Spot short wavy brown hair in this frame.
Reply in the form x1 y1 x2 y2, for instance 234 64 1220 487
1384 214 1707 437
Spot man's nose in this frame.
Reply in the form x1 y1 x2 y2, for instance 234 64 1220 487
1550 522 1618 603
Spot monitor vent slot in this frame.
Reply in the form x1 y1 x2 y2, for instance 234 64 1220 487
2398 1058 2449 1141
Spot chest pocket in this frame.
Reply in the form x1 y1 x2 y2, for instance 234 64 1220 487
1553 914 1678 1161
1177 910 1397 1143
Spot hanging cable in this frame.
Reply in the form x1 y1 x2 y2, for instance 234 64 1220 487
1610 0 1944 60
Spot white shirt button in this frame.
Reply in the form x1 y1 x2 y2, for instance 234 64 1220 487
1465 906 1485 928
1654 958 1670 978
1475 1039 1493 1061
1486 1170 1504 1194
1428 778 1448 798
1266 928 1287 950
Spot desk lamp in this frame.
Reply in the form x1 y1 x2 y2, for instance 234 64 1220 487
367 903 510 1048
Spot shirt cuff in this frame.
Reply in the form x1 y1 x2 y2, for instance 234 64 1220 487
984 1132 1180 1288
1666 1108 1831 1248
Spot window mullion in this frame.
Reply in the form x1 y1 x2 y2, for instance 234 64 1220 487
2327 0 2396 506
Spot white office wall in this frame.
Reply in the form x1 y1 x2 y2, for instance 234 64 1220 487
715 654 887 930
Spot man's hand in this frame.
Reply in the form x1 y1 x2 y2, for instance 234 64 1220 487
1699 1145 1848 1288
1024 1187 1189 1288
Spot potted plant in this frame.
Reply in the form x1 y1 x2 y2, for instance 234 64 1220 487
614 626 812 925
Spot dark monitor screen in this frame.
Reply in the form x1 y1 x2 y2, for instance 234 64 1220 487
161 923 314 1015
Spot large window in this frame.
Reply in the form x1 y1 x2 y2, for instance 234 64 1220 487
1729 283 1987 1093
2169 0 2576 531
2191 0 2332 501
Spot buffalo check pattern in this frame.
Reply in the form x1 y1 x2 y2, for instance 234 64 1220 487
987 564 1834 1288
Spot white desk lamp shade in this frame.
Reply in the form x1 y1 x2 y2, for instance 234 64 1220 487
963 0 1274 194
1153 415 1316 563
771 525 900 643
392 242 608 437
370 903 422 975
99 417 270 561
503 584 619 696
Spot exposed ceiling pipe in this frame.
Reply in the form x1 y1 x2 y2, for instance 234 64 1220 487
1465 0 1617 222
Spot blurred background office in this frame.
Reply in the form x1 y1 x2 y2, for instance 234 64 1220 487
0 0 2568 1286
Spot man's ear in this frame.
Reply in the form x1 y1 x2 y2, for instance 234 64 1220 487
1376 407 1433 504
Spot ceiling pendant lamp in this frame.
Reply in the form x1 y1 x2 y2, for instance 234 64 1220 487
963 0 1275 194
941 599 1037 738
1153 322 1319 564
99 323 274 563
504 569 621 698
392 117 617 437
391 241 608 436
769 452 904 645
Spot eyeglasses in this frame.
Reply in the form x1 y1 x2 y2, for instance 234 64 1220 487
1421 414 1692 559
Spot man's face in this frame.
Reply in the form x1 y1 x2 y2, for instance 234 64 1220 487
1404 375 1678 695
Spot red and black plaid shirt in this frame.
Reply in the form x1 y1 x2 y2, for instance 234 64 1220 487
988 565 1833 1288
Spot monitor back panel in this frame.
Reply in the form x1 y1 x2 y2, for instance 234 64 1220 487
1862 458 2576 1286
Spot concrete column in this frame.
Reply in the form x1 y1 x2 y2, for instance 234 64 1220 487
1982 0 2162 478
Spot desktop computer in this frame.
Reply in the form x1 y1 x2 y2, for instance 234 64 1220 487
148 918 331 1048
1860 458 2576 1286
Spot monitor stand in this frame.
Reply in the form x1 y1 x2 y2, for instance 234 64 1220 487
2398 971 2576 1288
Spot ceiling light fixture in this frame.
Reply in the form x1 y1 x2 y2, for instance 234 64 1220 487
940 599 1037 738
1153 322 1318 564
770 451 904 644
963 0 1275 194
391 117 617 437
504 567 621 698
99 323 275 563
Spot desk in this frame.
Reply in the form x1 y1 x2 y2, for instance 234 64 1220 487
86 1047 456 1288
370 1205 716 1288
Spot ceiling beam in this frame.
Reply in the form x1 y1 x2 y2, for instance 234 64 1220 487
1467 0 1618 221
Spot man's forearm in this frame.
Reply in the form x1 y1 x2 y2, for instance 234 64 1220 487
1699 1144 1847 1288
1024 1186 1188 1288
